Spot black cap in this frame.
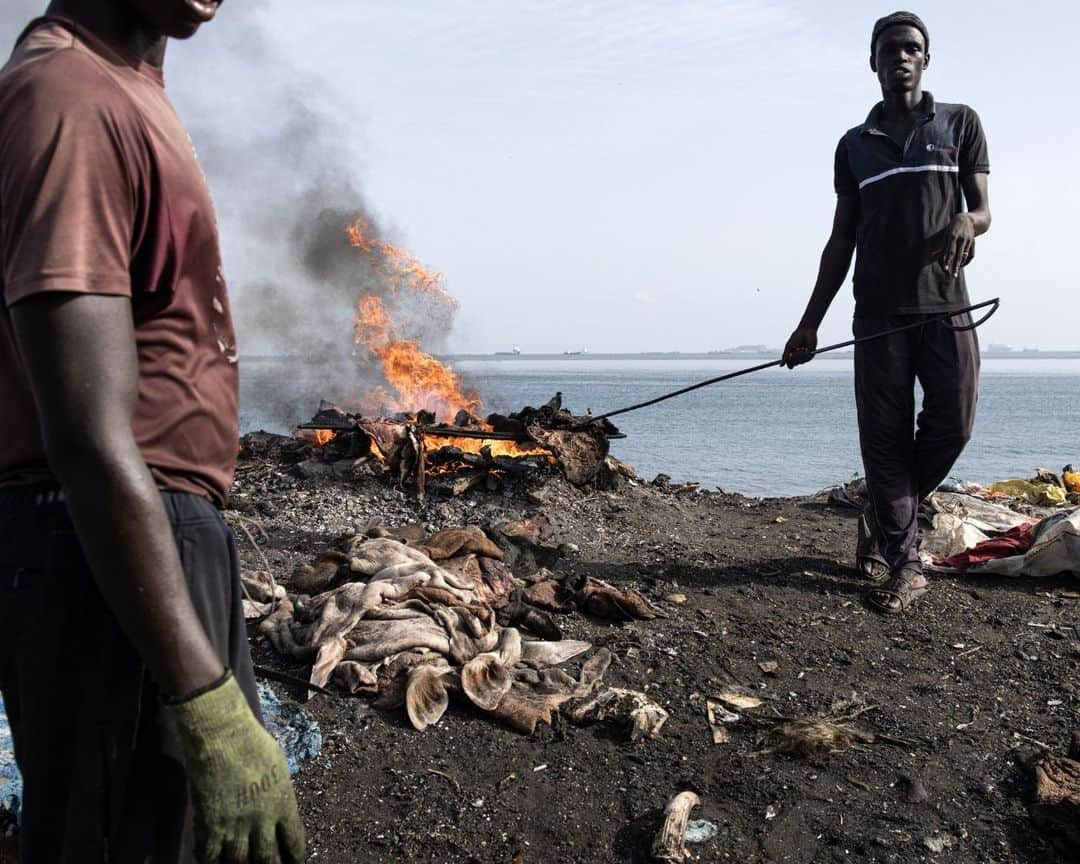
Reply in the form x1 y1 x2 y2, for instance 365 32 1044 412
871 11 930 55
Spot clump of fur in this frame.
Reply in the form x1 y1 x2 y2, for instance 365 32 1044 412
768 719 872 763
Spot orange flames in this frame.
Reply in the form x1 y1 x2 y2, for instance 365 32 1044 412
297 428 336 446
347 218 458 308
349 220 480 420
329 217 552 470
432 435 554 461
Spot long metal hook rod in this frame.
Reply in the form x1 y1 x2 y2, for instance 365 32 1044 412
582 298 1000 425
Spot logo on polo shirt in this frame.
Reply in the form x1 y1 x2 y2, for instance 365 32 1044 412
926 143 956 155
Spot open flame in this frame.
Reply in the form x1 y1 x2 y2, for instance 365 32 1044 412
347 217 458 309
353 295 481 419
431 436 552 461
348 220 480 420
292 217 560 478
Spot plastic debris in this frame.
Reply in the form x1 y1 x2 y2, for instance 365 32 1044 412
683 820 718 844
713 692 763 711
255 682 322 776
988 479 1067 506
0 697 20 833
937 509 1080 578
706 700 741 744
923 834 955 854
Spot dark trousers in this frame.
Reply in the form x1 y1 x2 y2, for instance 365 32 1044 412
853 313 980 572
0 490 260 864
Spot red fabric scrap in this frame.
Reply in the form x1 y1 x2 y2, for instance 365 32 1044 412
935 523 1036 569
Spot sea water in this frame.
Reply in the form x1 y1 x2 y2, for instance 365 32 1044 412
241 356 1079 498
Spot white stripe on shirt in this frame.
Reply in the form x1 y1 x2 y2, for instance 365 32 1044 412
858 163 960 190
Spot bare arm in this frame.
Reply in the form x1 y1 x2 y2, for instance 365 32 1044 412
941 172 991 277
782 194 859 367
11 293 225 698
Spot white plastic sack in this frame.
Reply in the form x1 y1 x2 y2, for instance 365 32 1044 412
921 513 990 563
965 509 1080 578
925 491 1042 535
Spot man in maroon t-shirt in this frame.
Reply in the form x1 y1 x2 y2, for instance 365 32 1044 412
0 1 304 861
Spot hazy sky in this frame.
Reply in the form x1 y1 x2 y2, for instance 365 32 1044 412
4 1 1077 352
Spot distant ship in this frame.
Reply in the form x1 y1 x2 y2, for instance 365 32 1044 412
494 346 522 356
563 346 588 355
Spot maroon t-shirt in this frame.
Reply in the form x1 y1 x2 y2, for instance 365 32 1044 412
0 17 239 506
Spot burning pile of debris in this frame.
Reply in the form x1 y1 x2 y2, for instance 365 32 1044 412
296 393 626 496
239 214 633 496
247 515 668 738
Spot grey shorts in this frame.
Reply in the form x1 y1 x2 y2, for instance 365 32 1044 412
0 489 259 863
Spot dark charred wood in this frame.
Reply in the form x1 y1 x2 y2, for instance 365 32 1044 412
429 470 489 498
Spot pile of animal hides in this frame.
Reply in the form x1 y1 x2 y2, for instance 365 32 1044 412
244 516 670 738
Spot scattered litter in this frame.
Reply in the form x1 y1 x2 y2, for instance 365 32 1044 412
256 681 323 776
922 833 955 854
713 692 763 711
651 790 700 863
706 700 741 744
533 764 548 773
826 477 867 509
988 479 1066 507
662 593 688 605
774 516 788 524
765 804 778 821
920 491 1042 563
935 509 1080 578
568 687 669 741
935 523 1035 569
0 697 19 832
683 820 718 844
758 661 779 676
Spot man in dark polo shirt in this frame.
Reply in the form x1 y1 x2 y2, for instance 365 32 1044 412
0 1 304 861
782 11 991 614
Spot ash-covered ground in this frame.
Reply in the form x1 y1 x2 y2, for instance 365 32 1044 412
229 439 1078 864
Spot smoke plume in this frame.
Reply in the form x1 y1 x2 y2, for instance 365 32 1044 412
181 55 462 432
0 4 462 432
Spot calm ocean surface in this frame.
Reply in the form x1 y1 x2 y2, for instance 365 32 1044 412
242 357 1079 498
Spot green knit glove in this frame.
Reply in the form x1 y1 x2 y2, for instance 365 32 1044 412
165 673 306 864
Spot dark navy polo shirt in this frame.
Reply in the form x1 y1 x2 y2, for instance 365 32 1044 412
835 93 990 316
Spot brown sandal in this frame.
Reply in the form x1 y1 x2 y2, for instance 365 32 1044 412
866 569 928 614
